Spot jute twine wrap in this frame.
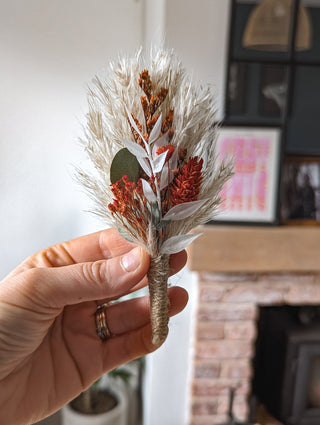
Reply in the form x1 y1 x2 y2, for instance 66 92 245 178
147 254 170 346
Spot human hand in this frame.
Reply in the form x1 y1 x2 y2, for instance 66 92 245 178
0 229 188 425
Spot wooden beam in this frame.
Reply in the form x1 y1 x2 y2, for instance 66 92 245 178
187 225 320 273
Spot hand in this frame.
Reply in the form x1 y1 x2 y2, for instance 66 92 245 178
0 229 188 425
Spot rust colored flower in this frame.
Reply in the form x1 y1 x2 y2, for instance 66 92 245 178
139 70 152 101
146 115 159 134
178 148 187 161
108 176 148 239
140 96 150 122
156 144 175 161
169 157 203 206
129 113 146 147
161 109 174 134
149 88 168 116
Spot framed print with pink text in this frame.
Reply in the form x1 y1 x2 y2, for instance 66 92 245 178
215 126 281 223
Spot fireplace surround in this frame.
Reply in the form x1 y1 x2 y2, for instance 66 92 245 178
253 305 320 425
187 225 320 425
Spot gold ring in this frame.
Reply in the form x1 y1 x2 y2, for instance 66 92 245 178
95 304 112 341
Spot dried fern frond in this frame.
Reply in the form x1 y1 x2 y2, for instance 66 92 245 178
78 49 233 345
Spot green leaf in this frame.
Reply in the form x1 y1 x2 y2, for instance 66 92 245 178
156 219 171 230
108 368 132 384
146 202 160 225
110 148 141 184
116 226 135 243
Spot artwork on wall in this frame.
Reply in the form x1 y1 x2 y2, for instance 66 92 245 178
280 157 320 224
259 64 287 117
215 126 281 223
227 62 247 115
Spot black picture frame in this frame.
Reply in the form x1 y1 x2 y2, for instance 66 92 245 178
227 62 247 115
280 157 320 225
259 64 287 118
225 0 320 157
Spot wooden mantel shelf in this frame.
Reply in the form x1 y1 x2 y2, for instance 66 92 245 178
188 225 320 273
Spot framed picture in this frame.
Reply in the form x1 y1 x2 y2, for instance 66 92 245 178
280 157 320 225
259 64 287 118
227 62 247 115
215 126 281 223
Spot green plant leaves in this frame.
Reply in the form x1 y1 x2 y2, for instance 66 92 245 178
110 148 141 184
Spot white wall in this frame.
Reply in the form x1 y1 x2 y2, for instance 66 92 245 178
1 1 230 424
165 0 231 120
0 0 144 277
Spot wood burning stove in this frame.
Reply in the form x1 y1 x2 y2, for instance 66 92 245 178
253 306 320 425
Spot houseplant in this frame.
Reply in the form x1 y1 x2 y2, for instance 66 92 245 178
61 370 130 425
61 359 144 425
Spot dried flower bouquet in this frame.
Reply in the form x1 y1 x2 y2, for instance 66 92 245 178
78 49 233 345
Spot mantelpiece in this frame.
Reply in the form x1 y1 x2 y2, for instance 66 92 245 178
188 225 320 273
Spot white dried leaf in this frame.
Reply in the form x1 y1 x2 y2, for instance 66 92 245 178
141 178 157 203
126 106 146 143
163 199 208 221
149 113 162 144
152 150 168 174
159 147 178 190
138 157 152 177
121 138 147 158
169 148 178 167
152 133 169 158
160 165 171 190
160 233 202 254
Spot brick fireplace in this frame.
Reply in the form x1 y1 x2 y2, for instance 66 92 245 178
187 225 320 425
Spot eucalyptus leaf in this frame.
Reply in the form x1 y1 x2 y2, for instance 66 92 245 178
151 202 161 226
116 226 135 244
110 148 141 184
146 202 161 226
160 233 202 254
156 220 171 230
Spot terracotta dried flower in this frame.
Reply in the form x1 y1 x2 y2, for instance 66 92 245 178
78 49 233 345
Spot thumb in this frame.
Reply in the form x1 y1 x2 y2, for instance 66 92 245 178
7 246 149 310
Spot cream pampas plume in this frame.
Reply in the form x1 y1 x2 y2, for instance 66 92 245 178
78 49 233 345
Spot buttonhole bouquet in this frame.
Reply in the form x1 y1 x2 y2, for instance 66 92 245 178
78 49 233 345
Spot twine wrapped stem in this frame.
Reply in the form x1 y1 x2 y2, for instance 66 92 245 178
147 254 170 346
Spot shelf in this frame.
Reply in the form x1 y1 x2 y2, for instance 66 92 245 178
188 225 320 273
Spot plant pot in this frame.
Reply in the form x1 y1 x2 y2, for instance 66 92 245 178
61 385 127 425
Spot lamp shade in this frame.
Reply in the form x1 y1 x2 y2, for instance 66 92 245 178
242 0 312 51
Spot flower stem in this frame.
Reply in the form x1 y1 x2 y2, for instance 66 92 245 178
147 254 170 346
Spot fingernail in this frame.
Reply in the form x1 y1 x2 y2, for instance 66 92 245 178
121 247 142 272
